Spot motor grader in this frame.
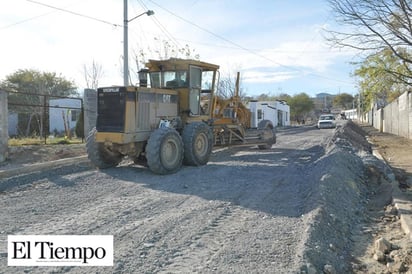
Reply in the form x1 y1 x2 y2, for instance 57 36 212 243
86 58 276 174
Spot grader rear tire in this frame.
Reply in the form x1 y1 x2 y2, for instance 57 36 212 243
146 128 184 175
182 122 213 166
86 128 122 168
257 120 276 150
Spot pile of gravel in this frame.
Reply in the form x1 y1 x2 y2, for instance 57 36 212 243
300 121 384 273
331 120 372 153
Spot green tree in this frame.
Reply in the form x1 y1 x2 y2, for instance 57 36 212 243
326 0 412 80
326 0 412 108
1 69 77 137
333 93 354 110
75 108 85 139
353 48 407 110
288 93 314 123
255 93 277 101
275 93 292 103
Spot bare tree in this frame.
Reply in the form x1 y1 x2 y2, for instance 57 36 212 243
130 38 201 85
216 69 247 99
83 60 104 90
326 0 412 67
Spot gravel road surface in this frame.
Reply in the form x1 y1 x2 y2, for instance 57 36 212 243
0 121 378 273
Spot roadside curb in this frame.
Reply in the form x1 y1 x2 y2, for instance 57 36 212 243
372 148 412 241
0 155 90 180
392 185 412 241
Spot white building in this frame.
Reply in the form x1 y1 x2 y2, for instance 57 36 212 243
248 100 290 128
8 112 18 136
49 98 82 134
343 108 358 120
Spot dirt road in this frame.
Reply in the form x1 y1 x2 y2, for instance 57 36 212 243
0 122 387 273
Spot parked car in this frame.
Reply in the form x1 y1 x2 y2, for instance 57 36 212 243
317 114 336 129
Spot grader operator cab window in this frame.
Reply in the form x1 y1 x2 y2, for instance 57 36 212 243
189 66 202 115
150 71 187 88
150 72 160 88
146 62 216 116
200 70 214 115
165 71 187 88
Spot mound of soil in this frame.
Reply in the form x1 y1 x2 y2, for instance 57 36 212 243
0 144 86 171
299 121 405 273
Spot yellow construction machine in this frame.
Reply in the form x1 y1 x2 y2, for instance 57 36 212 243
86 58 276 174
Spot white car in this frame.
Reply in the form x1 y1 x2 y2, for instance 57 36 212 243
317 114 336 129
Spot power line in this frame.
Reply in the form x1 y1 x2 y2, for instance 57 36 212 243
136 0 182 49
147 0 353 85
170 36 351 54
0 8 55 30
147 0 300 70
26 0 121 28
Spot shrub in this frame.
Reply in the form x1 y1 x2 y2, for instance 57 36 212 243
75 109 84 138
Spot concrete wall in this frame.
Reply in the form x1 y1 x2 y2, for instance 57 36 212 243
343 109 357 120
0 90 8 162
374 109 383 132
83 89 97 137
392 99 400 136
383 104 392 134
409 92 412 139
370 90 411 139
398 92 408 138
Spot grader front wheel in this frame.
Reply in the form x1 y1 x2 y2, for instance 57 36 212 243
182 122 213 166
257 120 276 150
146 128 184 175
86 128 122 168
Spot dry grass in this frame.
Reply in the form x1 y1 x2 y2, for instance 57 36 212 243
8 137 83 146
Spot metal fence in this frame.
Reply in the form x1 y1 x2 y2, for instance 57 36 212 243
0 89 97 163
0 90 8 162
7 91 84 143
0 88 97 161
0 91 93 146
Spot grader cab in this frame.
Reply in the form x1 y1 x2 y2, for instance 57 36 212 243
86 58 276 174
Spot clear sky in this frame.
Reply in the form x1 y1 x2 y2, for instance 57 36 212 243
0 0 360 97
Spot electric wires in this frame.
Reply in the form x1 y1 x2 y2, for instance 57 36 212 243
26 0 121 28
145 0 354 85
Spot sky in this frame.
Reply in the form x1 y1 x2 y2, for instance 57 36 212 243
0 0 360 98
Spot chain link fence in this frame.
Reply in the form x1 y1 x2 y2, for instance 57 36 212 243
0 90 8 162
7 92 84 143
0 88 99 162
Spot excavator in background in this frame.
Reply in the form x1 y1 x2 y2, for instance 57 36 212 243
86 58 276 174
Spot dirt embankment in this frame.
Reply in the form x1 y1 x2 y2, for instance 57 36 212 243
0 144 85 171
301 121 411 273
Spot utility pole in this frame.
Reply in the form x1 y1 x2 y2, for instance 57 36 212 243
123 0 129 86
123 0 154 86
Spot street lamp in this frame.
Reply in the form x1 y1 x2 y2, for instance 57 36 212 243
128 10 154 23
123 0 154 86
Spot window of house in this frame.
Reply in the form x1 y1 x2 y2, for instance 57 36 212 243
71 110 79 122
257 109 263 120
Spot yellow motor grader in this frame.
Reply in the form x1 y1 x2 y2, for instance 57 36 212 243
86 58 276 174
